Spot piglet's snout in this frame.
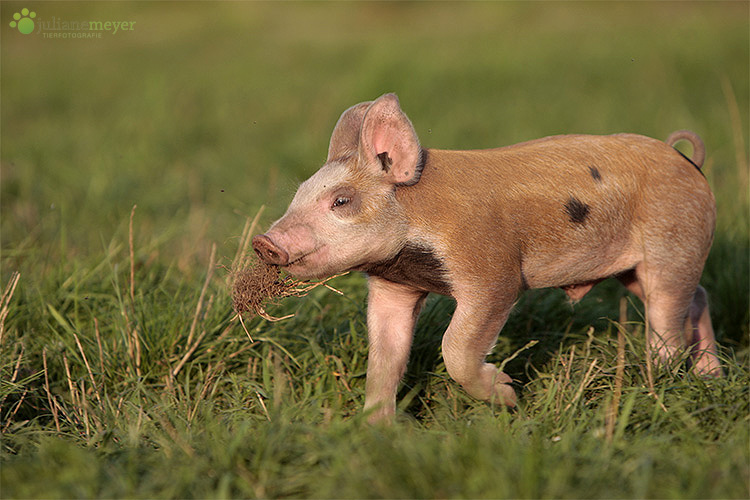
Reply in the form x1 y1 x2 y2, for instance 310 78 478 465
252 234 289 266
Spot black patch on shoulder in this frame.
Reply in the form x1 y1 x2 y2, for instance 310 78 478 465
588 165 602 182
564 197 590 224
359 242 451 296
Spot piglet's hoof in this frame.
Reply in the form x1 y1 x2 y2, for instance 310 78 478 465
493 372 517 407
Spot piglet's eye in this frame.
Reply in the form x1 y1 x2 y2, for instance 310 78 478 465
332 197 350 209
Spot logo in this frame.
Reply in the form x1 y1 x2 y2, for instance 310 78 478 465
7 7 137 40
9 8 36 35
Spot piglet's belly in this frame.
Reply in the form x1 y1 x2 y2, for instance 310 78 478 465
520 243 638 292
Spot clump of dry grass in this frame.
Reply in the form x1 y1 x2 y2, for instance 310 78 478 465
232 260 301 322
231 258 345 324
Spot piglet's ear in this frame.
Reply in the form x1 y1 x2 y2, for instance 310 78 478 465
358 93 422 186
327 101 372 163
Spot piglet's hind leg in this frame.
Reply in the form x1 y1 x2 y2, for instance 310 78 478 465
687 286 723 376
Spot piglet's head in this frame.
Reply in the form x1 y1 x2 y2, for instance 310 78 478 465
252 93 423 280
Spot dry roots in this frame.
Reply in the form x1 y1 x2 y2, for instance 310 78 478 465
231 259 343 323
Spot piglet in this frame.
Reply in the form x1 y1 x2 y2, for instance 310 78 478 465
252 93 721 422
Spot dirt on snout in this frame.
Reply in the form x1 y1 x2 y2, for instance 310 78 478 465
231 259 344 322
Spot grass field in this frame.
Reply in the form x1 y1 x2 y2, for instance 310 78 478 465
1 2 749 498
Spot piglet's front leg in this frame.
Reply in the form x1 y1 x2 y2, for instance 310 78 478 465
441 289 518 408
364 277 427 423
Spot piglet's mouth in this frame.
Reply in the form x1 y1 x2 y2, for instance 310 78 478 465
284 247 322 270
286 254 310 268
252 234 328 278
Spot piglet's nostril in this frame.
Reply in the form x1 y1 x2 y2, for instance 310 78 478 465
264 249 280 262
251 234 289 266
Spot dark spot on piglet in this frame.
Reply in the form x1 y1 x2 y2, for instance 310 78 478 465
565 197 590 224
588 165 602 181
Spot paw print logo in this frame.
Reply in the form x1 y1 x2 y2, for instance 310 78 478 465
9 8 36 35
